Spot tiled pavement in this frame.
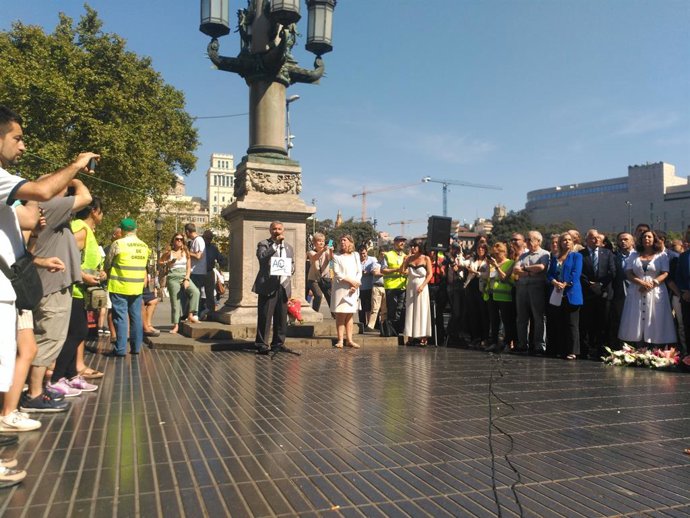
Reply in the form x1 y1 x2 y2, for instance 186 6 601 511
1 341 689 517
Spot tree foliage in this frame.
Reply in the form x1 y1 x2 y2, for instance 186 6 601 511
0 6 198 241
313 218 377 250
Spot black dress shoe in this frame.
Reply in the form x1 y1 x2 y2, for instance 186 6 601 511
256 344 270 355
0 434 19 447
271 344 287 352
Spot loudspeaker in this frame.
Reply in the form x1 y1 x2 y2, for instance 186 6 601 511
427 216 452 251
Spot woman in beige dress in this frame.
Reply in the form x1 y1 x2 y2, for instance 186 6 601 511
330 235 362 348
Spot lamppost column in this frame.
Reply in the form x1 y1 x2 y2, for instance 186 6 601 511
249 80 287 155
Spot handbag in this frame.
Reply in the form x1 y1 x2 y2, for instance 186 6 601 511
215 276 226 296
0 252 43 311
85 286 108 310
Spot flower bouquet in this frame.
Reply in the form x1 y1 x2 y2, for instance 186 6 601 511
602 344 682 370
287 298 303 325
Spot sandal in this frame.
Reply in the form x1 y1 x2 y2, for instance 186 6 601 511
80 367 104 379
346 341 360 349
419 339 428 347
566 354 576 360
334 341 344 348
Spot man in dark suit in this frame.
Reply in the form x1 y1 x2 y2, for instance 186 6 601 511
253 221 294 354
609 232 634 349
579 228 616 360
675 228 690 356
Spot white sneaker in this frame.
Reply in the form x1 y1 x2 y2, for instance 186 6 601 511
0 410 41 432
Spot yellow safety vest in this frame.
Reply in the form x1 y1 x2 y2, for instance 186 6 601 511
383 250 407 290
107 234 150 295
71 219 101 300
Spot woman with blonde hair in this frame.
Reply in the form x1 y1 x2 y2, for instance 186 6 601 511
485 241 516 351
159 233 200 333
330 235 362 348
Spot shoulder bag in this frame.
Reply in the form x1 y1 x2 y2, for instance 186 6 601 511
0 252 43 311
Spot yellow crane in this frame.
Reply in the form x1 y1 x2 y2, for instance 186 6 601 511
352 182 420 222
387 219 425 238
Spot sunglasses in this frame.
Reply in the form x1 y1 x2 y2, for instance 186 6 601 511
174 237 184 241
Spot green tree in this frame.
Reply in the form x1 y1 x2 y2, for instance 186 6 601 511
490 210 534 244
0 6 198 241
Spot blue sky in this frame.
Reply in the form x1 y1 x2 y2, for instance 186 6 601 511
3 0 689 237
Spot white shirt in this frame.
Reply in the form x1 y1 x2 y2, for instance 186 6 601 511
0 168 27 303
189 235 207 275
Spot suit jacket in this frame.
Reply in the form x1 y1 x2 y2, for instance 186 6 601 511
252 238 295 298
612 250 631 300
547 252 583 306
676 249 690 293
579 246 615 299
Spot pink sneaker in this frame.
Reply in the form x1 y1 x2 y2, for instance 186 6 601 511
67 376 98 392
46 378 82 397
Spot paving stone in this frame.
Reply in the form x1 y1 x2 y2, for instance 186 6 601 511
0 342 686 516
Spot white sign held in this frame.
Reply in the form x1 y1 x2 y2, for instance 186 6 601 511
270 257 292 277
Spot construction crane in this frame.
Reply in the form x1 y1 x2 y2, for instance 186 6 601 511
421 176 502 217
388 219 425 238
352 182 420 222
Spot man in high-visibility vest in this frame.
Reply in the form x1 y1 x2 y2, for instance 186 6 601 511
105 218 150 357
380 236 408 336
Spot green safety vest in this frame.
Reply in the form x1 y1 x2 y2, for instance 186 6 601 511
485 259 514 302
383 250 407 290
71 219 101 300
107 234 149 295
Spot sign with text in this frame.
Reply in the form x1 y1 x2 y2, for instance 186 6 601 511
270 257 292 277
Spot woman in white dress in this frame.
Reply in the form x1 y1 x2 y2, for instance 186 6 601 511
330 235 362 348
401 240 433 346
618 230 677 345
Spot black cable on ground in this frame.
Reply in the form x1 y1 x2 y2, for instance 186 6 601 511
487 352 525 518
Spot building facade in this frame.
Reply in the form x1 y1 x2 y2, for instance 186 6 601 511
206 153 236 219
142 175 209 229
526 162 690 234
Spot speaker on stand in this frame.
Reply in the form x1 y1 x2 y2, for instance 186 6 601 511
426 216 452 346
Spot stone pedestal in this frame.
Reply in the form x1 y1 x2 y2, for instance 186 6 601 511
215 154 323 326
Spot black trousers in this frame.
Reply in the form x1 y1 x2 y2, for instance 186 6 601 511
385 289 406 334
547 299 580 357
446 284 464 340
52 297 87 382
681 297 690 356
255 287 288 347
579 295 610 358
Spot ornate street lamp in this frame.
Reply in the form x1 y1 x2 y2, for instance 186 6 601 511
200 0 337 156
198 0 337 326
200 0 231 38
306 0 336 56
271 0 302 25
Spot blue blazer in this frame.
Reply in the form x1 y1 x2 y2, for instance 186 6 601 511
547 252 583 306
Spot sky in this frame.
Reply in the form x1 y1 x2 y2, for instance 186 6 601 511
2 0 689 238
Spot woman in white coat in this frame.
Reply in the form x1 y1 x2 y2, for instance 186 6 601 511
330 235 362 348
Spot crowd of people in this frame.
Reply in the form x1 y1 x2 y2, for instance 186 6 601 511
306 225 690 360
0 106 226 487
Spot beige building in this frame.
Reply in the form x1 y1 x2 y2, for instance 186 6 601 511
526 162 690 234
143 175 209 230
206 153 236 219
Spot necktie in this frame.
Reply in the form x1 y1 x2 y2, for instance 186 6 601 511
592 248 599 273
